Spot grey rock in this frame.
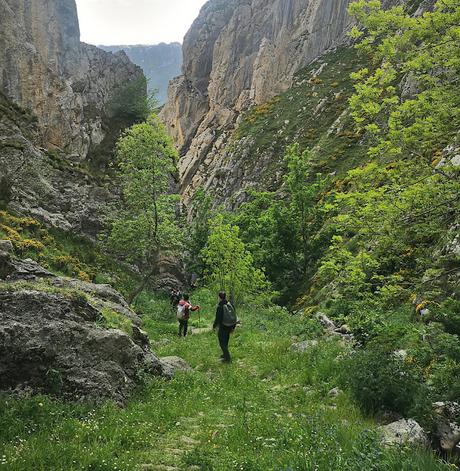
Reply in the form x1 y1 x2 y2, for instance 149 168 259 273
433 402 460 452
328 387 343 398
336 324 351 335
291 340 319 353
159 356 192 378
1 254 53 281
380 419 429 447
0 0 144 159
132 326 151 351
0 288 165 403
317 313 337 331
0 240 14 253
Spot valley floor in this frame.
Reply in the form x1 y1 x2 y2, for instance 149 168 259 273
0 291 454 470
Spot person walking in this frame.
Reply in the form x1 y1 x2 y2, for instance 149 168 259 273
213 291 237 363
176 294 199 337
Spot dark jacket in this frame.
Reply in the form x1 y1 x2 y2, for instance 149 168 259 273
214 299 235 329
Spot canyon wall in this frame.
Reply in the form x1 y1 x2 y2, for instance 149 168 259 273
161 0 353 207
0 0 144 160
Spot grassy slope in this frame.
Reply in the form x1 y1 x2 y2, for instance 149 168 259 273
226 46 367 199
0 290 451 471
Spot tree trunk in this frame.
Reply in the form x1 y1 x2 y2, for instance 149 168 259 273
127 267 157 305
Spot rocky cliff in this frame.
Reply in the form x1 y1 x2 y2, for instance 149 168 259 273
0 0 148 239
0 0 145 160
101 43 182 105
161 0 432 210
161 0 353 208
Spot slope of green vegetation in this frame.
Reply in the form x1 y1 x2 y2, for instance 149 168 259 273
229 46 367 192
0 291 454 470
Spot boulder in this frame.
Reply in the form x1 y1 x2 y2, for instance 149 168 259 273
433 402 460 452
51 277 142 325
132 326 151 351
336 324 351 335
317 313 337 331
159 356 192 378
290 340 319 353
0 240 14 253
380 419 429 447
0 288 165 403
328 387 343 398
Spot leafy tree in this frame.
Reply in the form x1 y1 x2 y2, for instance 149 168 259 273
314 0 460 312
185 188 214 278
201 213 270 306
106 114 182 303
348 0 460 162
283 144 326 273
108 75 151 123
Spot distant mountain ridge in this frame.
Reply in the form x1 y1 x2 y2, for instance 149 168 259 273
101 43 182 104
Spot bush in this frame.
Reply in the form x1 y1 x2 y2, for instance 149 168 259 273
342 340 428 416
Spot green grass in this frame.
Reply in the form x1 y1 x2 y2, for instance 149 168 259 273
0 290 454 470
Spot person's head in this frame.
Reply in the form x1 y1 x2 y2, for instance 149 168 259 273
183 294 190 301
218 291 226 301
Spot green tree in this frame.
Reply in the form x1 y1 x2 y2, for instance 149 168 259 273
185 188 214 278
348 0 460 162
283 144 326 273
313 0 460 312
107 114 182 303
201 213 270 306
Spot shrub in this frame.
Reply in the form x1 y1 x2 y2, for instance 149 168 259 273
342 338 428 416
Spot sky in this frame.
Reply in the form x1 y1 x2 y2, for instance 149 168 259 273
75 0 208 46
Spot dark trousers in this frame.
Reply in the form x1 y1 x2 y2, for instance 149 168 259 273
178 319 188 337
218 326 233 361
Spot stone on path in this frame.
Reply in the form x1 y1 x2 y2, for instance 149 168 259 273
191 326 213 335
380 419 429 447
290 339 318 352
160 356 192 378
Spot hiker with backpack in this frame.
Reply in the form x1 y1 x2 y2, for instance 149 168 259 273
213 291 237 363
176 294 200 337
170 288 181 310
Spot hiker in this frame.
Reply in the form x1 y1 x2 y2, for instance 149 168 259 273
176 294 200 337
213 291 237 363
170 288 181 310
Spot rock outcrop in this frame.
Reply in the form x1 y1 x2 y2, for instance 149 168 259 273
0 0 145 160
0 246 186 403
161 0 353 208
380 419 429 448
0 0 148 240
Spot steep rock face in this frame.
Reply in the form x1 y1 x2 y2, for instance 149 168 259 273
101 43 182 104
161 0 352 207
0 92 116 237
0 0 144 159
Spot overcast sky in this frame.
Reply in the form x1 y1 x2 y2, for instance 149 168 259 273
75 0 208 46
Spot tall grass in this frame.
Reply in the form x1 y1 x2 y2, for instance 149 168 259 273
0 290 455 470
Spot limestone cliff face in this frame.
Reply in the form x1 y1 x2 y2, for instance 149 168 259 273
161 0 353 207
0 0 144 159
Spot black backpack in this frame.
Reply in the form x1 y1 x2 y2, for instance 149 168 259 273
222 302 237 327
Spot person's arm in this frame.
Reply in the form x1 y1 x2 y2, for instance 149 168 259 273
213 304 223 329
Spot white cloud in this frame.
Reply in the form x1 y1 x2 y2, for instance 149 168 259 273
75 0 208 45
